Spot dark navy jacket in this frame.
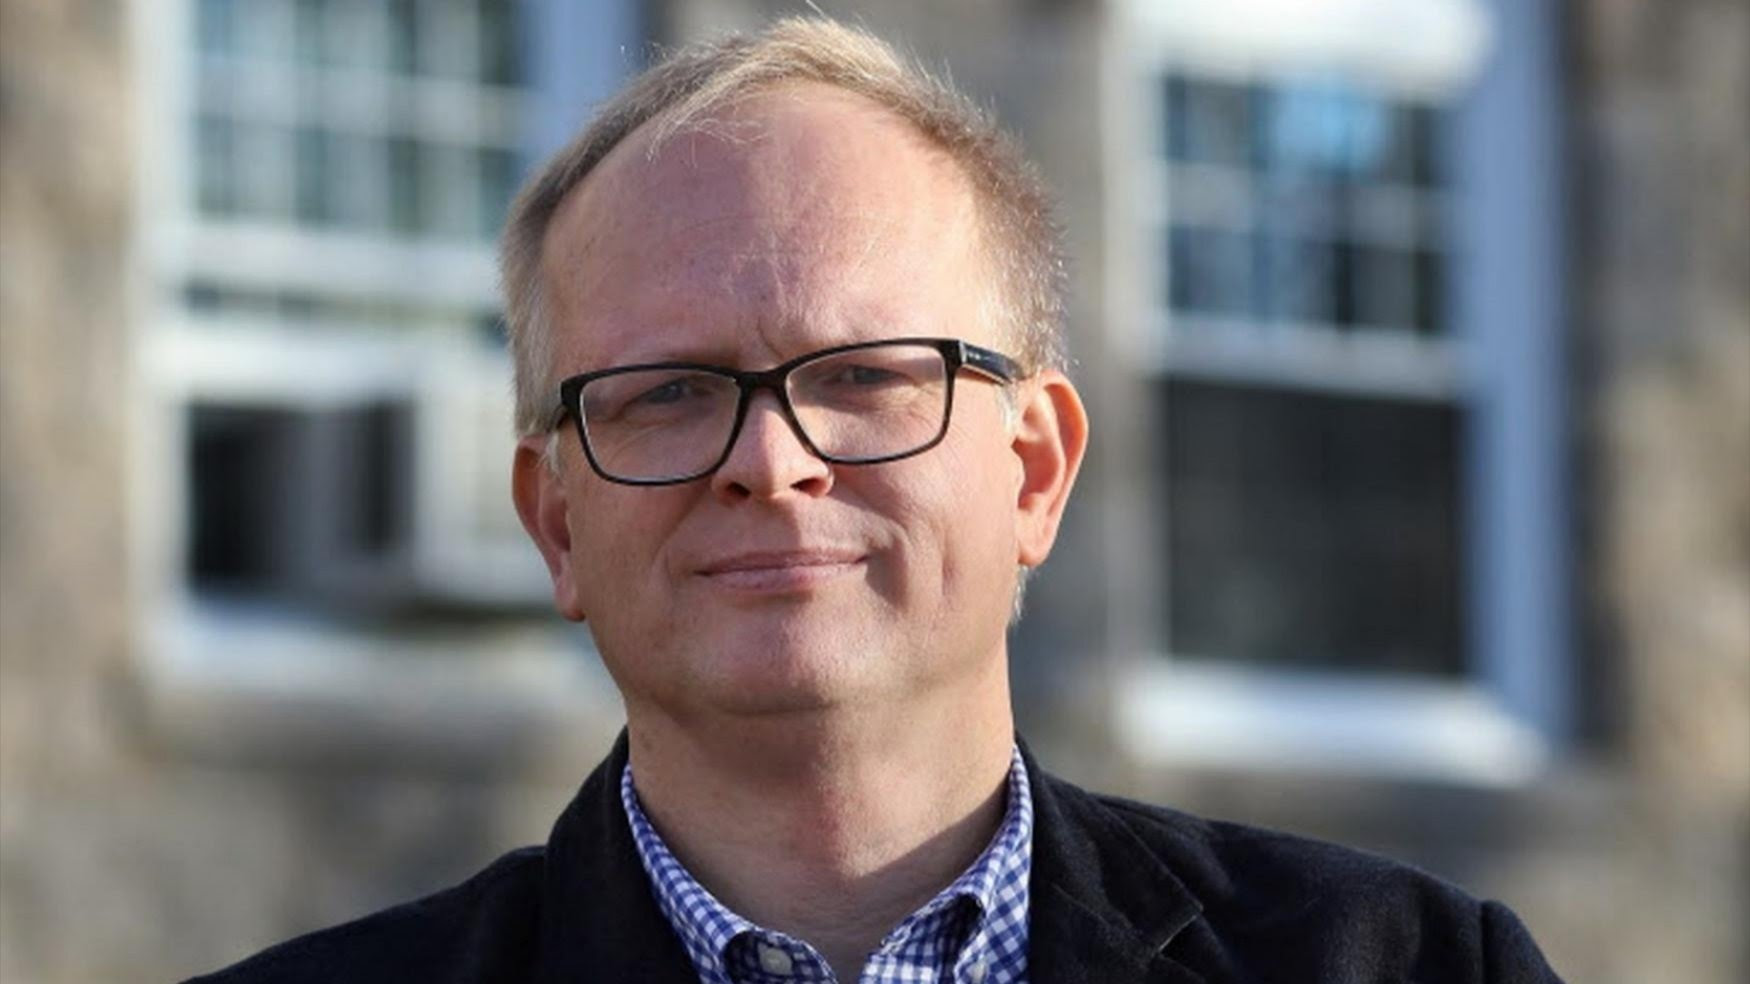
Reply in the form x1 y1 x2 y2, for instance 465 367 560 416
190 735 1564 983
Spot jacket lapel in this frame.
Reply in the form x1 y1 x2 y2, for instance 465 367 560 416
1024 745 1207 984
534 732 699 984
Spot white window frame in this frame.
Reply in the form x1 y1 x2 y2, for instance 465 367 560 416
1100 0 1569 786
126 0 641 760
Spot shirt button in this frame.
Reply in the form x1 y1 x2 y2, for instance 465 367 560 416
966 955 989 984
757 942 794 977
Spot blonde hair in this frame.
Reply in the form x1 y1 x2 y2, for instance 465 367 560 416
500 16 1067 436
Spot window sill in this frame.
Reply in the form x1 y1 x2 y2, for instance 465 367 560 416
1114 658 1551 787
135 599 623 778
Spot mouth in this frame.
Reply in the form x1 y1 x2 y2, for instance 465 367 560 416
695 549 867 592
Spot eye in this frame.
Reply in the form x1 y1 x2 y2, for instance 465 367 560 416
840 364 903 386
633 379 695 405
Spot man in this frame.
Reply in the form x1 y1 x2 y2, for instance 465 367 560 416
193 17 1563 984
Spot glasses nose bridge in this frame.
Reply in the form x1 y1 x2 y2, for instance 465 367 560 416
725 362 818 457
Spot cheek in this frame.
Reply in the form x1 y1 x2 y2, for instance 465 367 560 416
920 434 1022 585
566 489 684 603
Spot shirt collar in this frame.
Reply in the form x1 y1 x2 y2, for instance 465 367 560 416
621 747 1034 983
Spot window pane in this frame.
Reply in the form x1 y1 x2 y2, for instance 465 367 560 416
188 403 409 596
1257 235 1337 323
1169 225 1255 316
424 143 476 238
196 0 237 56
1348 245 1417 329
293 0 325 64
194 114 237 215
1415 247 1446 336
1162 71 1452 338
1259 79 1352 178
387 137 423 234
327 133 388 231
294 125 330 224
1165 76 1255 166
479 0 521 85
1366 101 1438 187
419 0 474 77
477 147 521 239
387 0 419 73
1159 380 1466 676
188 405 298 592
1406 104 1444 189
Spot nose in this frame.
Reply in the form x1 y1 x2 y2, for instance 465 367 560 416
708 390 834 502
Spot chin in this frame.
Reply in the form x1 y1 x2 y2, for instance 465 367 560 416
692 625 904 712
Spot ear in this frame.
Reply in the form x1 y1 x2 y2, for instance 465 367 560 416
511 435 588 621
1011 370 1089 568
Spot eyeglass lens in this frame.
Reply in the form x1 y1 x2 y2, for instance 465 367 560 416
577 342 951 482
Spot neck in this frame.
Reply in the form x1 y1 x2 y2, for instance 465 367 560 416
624 665 1015 979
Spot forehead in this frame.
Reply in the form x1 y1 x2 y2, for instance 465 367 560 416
539 84 990 368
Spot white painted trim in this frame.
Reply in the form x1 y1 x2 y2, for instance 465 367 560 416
139 599 619 766
1144 315 1466 401
1115 659 1550 786
169 221 500 309
1122 0 1492 96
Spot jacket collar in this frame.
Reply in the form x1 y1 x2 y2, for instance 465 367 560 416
535 731 698 984
533 732 1206 984
1021 741 1208 983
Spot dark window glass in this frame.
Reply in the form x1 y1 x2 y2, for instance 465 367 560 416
1415 247 1446 336
196 0 236 55
1165 76 1255 166
1169 226 1255 316
1349 245 1417 329
1407 104 1445 188
188 402 409 596
388 0 419 74
478 147 521 239
185 282 224 312
194 115 237 215
1257 235 1337 323
388 137 423 235
188 405 298 591
292 0 325 64
294 126 330 224
1158 380 1466 676
479 0 522 85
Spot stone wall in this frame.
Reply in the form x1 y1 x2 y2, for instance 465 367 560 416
1569 0 1750 978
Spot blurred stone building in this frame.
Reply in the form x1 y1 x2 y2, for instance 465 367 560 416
1 0 1744 982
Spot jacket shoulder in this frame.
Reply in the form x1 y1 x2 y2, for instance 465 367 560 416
185 846 547 984
1060 782 1562 982
1093 789 1461 904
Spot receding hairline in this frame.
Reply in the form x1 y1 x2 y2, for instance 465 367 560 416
540 79 995 278
535 80 1016 369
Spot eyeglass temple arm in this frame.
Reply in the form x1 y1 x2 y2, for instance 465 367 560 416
959 341 1026 383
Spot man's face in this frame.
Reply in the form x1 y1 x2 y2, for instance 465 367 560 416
522 85 1062 724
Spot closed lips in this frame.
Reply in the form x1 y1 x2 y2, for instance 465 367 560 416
697 550 865 575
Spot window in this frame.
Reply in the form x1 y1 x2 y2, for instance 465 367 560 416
188 0 525 240
1109 0 1568 783
165 0 539 612
1153 70 1461 679
133 0 642 755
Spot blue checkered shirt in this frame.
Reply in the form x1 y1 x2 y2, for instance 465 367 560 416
621 748 1032 984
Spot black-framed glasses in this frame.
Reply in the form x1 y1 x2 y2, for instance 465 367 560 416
553 337 1025 486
